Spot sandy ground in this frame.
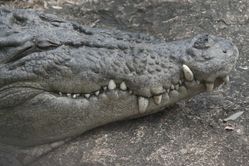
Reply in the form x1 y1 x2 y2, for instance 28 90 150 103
0 0 248 166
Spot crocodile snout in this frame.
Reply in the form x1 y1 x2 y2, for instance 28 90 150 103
182 34 239 91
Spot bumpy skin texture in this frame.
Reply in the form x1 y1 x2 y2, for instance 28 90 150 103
0 8 238 147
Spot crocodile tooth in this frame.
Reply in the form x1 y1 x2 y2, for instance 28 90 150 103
196 80 200 84
95 91 100 96
120 82 127 90
206 83 214 92
223 76 229 84
153 95 162 105
103 86 107 90
59 92 62 96
170 85 175 90
108 80 116 90
175 84 179 90
72 94 77 99
183 64 194 81
67 93 71 97
129 90 133 94
84 94 90 98
138 97 149 113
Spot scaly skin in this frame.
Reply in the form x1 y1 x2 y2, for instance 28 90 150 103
0 8 239 147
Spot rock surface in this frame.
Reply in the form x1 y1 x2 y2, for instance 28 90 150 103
0 0 248 166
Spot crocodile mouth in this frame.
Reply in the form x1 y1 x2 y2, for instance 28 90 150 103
39 62 228 114
0 64 229 114
49 78 226 114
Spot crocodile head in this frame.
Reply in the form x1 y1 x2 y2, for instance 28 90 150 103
0 9 239 147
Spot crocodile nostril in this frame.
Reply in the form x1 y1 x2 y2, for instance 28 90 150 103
223 50 227 53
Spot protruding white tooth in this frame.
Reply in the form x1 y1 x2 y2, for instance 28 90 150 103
196 80 200 84
59 92 62 96
170 85 175 90
95 91 100 96
67 93 71 97
138 97 149 113
224 76 229 84
153 95 162 105
84 94 90 98
108 80 116 90
167 89 170 93
120 82 127 90
175 84 179 90
103 86 107 90
179 80 182 85
72 94 77 99
183 64 194 81
129 90 133 94
206 83 214 92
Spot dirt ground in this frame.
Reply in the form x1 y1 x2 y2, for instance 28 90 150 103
0 0 248 166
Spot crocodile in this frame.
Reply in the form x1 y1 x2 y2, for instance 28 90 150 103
0 8 239 147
